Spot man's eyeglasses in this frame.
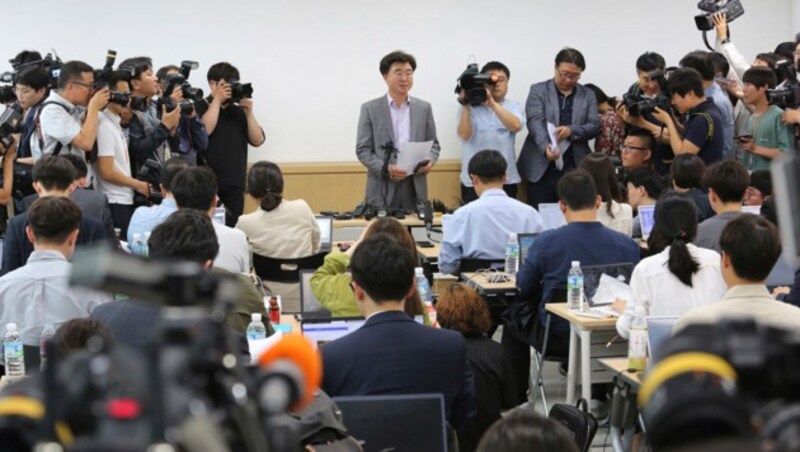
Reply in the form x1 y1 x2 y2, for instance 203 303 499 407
620 144 648 154
70 81 93 90
557 71 581 81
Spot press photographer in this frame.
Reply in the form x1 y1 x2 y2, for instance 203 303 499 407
30 60 110 187
455 61 524 202
118 56 180 180
196 62 265 226
155 63 208 165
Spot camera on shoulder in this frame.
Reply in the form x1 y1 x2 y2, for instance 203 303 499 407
454 63 497 107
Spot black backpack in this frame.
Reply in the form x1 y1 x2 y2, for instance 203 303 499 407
548 398 599 452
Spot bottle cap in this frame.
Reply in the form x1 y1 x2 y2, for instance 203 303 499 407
571 260 580 267
6 323 17 333
252 313 262 322
415 267 424 275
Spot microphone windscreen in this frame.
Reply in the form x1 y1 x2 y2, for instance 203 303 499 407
257 334 322 410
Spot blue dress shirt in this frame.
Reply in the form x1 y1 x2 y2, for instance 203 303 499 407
516 222 640 332
705 83 735 159
458 100 525 186
439 188 545 274
126 197 178 253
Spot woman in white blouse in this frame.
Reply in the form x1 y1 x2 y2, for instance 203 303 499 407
615 195 727 338
579 153 633 235
236 161 320 258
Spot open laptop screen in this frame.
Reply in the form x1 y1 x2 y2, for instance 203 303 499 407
316 216 334 251
301 317 366 346
638 205 656 240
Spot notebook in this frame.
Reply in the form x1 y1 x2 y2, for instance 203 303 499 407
316 216 334 252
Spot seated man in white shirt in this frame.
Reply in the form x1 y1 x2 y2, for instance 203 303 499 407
0 196 111 346
675 214 800 332
439 149 545 274
171 166 250 273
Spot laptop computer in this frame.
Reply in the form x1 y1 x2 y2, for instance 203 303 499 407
517 233 539 260
583 262 635 307
334 394 447 452
741 205 762 215
638 205 656 240
316 216 334 252
301 316 366 347
538 203 567 230
646 316 679 363
298 269 333 319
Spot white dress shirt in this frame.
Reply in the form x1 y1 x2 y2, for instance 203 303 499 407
597 200 633 236
212 222 251 274
616 243 726 338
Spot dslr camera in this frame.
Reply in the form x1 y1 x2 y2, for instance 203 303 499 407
230 79 253 103
694 0 745 31
454 63 497 107
133 159 163 205
157 60 204 116
767 59 800 110
622 69 672 117
0 101 23 153
93 50 148 112
0 51 62 90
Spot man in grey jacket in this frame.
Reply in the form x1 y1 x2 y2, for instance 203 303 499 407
356 51 440 211
518 48 599 209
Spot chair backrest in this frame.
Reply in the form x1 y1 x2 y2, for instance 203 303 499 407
299 270 332 319
334 394 447 452
252 252 327 284
459 258 505 273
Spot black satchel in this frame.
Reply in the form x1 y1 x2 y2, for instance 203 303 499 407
12 160 35 201
548 398 598 452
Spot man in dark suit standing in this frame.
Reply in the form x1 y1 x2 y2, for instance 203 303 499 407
356 51 440 211
321 234 476 428
518 48 600 209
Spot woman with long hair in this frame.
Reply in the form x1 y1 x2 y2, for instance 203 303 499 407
615 195 726 338
579 153 633 235
311 217 426 321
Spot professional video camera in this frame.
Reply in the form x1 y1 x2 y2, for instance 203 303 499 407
0 51 63 90
133 159 163 206
0 101 23 154
639 319 800 450
767 59 800 110
157 60 204 116
0 247 323 451
230 79 253 103
694 0 744 31
0 85 15 104
454 63 497 107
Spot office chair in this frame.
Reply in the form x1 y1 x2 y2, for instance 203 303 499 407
531 287 569 415
252 252 327 284
458 258 505 274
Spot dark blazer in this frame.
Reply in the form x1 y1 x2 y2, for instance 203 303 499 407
355 96 440 208
320 310 476 428
22 188 116 239
518 79 600 183
1 212 109 276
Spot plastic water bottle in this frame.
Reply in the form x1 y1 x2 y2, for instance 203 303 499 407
504 233 519 275
246 313 267 340
567 261 584 311
143 231 151 257
40 323 55 371
4 323 25 377
415 267 432 304
628 307 648 371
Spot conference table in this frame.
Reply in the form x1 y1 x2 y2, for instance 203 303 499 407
331 213 444 230
599 358 645 452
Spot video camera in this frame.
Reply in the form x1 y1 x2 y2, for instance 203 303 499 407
0 247 321 451
767 59 800 110
0 51 62 90
640 319 800 450
230 79 253 103
157 60 204 116
133 159 163 206
0 85 15 104
694 0 745 31
0 101 23 154
454 63 497 107
622 69 672 117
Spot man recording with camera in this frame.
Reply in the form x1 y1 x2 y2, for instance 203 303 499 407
95 70 151 239
196 62 265 227
13 66 49 164
118 56 181 178
156 65 208 166
30 60 110 187
456 61 524 203
617 52 674 175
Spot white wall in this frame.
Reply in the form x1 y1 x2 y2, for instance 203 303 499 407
1 0 793 163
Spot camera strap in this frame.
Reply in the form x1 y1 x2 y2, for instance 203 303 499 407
689 112 715 141
34 101 71 157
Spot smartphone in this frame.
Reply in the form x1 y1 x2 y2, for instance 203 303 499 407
416 240 434 248
735 134 753 141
